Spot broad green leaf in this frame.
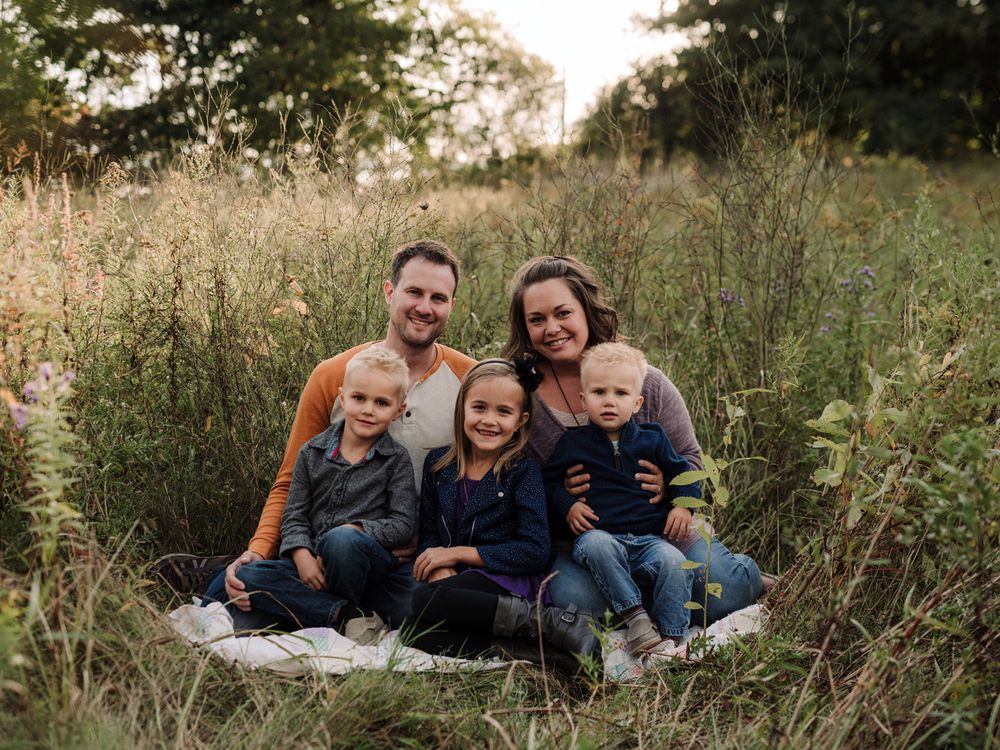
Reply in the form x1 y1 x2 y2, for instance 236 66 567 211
702 453 721 485
846 501 863 529
812 468 842 486
697 524 713 544
879 408 907 421
805 419 851 438
681 560 703 570
705 582 723 599
670 470 709 485
673 496 708 509
820 400 853 422
809 437 847 453
684 601 703 610
714 485 729 508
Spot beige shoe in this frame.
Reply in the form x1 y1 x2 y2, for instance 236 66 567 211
344 613 388 645
625 614 661 654
645 636 688 663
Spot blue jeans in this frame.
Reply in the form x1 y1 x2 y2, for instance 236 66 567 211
203 527 414 630
550 535 763 627
572 530 693 637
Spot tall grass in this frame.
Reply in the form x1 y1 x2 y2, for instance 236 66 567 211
1 136 997 747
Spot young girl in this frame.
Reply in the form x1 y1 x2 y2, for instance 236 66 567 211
406 358 600 668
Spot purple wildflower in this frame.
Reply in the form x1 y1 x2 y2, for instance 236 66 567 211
866 311 876 318
860 265 875 278
864 279 873 289
39 362 53 381
6 401 28 429
719 288 739 305
824 311 834 319
841 279 853 287
820 325 831 334
738 296 745 308
22 381 38 401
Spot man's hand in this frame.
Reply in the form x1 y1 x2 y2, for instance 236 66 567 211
413 547 458 582
567 500 599 536
392 532 420 563
292 548 326 591
636 460 665 504
224 550 263 611
564 463 591 498
427 566 458 582
663 506 692 542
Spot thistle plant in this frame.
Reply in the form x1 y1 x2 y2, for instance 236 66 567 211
2 362 84 567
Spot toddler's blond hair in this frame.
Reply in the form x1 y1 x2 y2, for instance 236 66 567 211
344 347 409 402
580 342 647 391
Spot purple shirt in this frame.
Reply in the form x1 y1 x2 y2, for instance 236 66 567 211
459 476 552 604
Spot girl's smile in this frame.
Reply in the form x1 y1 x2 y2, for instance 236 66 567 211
463 377 529 462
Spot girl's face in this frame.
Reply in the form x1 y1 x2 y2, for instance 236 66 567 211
521 278 590 366
463 376 529 459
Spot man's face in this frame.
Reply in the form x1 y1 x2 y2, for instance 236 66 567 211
580 362 644 438
383 257 456 351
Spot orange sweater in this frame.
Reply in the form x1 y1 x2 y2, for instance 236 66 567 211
248 342 475 559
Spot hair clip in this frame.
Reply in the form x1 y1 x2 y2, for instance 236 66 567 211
511 356 544 394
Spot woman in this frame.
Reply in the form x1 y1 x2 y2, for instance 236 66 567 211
502 255 763 625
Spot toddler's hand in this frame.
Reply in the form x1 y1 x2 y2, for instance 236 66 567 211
292 548 326 591
567 500 599 535
663 506 692 541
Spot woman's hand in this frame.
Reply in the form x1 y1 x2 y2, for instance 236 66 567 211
563 463 591 498
224 550 264 611
636 460 665 504
292 548 326 591
567 500 599 535
663 506 693 541
413 547 459 582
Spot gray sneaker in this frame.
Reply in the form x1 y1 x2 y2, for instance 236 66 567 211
626 613 661 654
344 613 388 645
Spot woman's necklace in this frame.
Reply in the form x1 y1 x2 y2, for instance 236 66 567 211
549 362 582 427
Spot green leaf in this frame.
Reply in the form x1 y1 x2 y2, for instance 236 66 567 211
702 453 721 485
812 468 842 486
809 437 847 453
820 400 853 422
681 560 703 570
714 485 729 507
846 501 863 529
705 582 723 599
673 496 708 509
684 601 703 610
670 470 709 485
805 419 851 438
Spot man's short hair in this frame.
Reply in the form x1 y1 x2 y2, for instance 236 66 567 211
344 347 409 402
580 342 647 391
389 239 460 294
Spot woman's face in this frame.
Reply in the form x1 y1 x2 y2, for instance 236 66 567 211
521 278 590 366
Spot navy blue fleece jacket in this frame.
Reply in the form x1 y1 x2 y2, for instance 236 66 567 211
543 419 701 536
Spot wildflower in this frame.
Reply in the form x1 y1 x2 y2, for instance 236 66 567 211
719 288 741 305
840 279 852 287
824 311 834 319
2 390 28 429
39 362 53 381
820 325 831 334
859 265 875 278
738 296 745 308
866 311 876 318
864 279 873 289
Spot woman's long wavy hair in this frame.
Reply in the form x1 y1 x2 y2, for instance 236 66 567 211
432 359 534 481
501 255 619 361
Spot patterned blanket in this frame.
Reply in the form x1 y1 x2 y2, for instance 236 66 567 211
168 601 765 680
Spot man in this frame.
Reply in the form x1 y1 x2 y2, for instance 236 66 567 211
155 239 475 632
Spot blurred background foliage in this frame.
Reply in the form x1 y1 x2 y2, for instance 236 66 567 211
2 0 998 175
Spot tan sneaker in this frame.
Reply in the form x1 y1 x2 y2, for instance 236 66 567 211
344 613 388 645
625 614 661 654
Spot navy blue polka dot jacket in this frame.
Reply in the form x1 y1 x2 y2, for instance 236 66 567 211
418 447 551 576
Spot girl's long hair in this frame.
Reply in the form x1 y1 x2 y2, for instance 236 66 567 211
432 359 533 481
501 255 619 360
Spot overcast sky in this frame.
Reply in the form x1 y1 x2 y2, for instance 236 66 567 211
459 0 685 129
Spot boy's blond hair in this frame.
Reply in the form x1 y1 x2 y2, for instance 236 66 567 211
580 342 647 391
344 347 409 402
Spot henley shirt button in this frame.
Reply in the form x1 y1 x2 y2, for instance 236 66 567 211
498 491 504 497
405 411 411 417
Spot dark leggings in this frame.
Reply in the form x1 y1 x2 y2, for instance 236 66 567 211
404 572 507 658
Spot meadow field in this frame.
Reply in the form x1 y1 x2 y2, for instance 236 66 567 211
1 138 998 747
